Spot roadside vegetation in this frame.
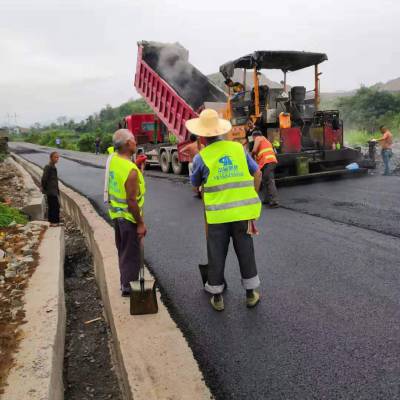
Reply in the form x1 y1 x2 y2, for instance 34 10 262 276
0 204 28 227
336 87 400 146
18 99 152 153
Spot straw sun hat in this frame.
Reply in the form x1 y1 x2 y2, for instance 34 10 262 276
185 109 232 137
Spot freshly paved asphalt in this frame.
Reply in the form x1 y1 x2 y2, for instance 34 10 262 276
11 143 400 400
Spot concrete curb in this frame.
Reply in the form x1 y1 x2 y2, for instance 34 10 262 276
2 226 65 400
9 157 44 220
12 154 212 400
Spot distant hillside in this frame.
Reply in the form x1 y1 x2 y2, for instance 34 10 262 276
371 77 400 92
321 76 400 104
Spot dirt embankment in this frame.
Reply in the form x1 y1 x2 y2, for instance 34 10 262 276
0 158 46 394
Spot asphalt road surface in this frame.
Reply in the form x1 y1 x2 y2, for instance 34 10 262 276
10 143 400 400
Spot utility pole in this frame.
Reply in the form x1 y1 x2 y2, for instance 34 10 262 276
6 113 11 135
14 113 18 134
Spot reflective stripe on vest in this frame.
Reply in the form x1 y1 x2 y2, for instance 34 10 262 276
108 194 128 204
202 180 254 193
108 155 146 223
200 141 261 224
256 137 277 166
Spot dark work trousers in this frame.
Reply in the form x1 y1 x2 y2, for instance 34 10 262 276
47 195 60 223
261 163 278 204
114 218 140 289
205 221 260 294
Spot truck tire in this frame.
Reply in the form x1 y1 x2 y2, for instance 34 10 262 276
171 151 183 175
160 151 172 173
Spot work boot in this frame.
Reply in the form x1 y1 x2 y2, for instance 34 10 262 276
210 294 224 311
246 290 260 308
269 201 280 208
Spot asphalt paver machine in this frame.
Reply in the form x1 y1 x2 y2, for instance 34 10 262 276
219 51 376 181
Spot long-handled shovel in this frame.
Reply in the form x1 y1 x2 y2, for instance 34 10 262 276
130 238 158 315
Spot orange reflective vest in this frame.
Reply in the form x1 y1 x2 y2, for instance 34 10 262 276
255 137 277 168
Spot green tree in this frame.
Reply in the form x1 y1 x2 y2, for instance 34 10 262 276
78 133 96 152
337 87 400 132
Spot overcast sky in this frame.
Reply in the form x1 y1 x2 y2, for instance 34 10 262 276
1 0 399 126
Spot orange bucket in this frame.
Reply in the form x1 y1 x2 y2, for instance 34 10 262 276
279 112 291 129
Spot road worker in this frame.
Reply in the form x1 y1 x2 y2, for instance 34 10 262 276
181 134 204 177
375 126 393 176
107 145 115 155
187 109 262 311
41 151 61 227
106 129 147 296
181 134 204 197
251 130 279 208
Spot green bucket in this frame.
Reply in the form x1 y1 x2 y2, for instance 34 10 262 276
296 157 310 176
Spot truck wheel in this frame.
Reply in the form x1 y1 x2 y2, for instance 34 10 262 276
160 151 172 173
171 152 183 175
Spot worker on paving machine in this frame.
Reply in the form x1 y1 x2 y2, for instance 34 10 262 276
106 129 147 297
251 130 279 208
187 109 262 311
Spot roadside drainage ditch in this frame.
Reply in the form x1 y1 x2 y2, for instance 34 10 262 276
63 216 123 400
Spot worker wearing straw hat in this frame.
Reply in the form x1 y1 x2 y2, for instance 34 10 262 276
186 109 262 311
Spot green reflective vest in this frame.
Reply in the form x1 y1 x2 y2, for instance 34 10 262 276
107 146 115 155
200 141 261 224
108 155 145 223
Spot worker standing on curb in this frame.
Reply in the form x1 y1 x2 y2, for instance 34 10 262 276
107 129 147 297
41 151 61 227
187 109 262 312
375 126 393 176
251 130 279 208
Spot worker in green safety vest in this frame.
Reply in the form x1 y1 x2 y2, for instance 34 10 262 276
107 129 147 296
186 109 262 311
107 145 115 155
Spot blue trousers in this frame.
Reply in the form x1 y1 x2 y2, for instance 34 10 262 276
382 149 393 175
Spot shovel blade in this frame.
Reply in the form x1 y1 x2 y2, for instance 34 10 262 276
130 279 158 315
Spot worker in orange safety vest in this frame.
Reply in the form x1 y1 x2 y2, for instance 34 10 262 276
251 130 279 208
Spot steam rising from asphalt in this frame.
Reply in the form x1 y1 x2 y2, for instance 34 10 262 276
141 41 226 111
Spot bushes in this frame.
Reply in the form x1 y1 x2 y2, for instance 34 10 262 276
78 133 96 152
337 88 400 132
100 134 113 153
26 129 79 150
78 133 113 153
345 130 375 146
0 204 28 227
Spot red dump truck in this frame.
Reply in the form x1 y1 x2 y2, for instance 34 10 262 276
133 40 227 174
133 41 376 180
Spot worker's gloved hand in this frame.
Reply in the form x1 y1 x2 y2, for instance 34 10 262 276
135 155 147 169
